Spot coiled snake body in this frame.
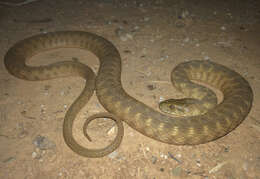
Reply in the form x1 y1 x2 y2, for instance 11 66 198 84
4 31 253 157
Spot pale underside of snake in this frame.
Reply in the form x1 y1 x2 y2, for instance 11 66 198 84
4 31 253 158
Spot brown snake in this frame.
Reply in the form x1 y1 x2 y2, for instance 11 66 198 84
4 31 253 158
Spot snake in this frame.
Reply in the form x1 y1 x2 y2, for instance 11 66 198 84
4 31 253 158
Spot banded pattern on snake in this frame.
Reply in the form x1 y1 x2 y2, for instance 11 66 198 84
4 31 253 157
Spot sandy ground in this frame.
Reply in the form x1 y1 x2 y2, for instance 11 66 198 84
0 0 260 178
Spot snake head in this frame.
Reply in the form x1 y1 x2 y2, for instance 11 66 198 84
159 98 203 117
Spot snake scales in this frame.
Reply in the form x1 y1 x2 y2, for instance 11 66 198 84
4 31 253 158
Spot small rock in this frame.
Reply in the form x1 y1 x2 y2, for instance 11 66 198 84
108 151 118 159
160 153 168 159
176 154 182 158
196 160 201 167
115 28 133 41
221 26 226 31
180 10 189 19
40 104 45 109
224 146 229 152
106 20 112 25
133 26 140 31
32 152 38 159
143 17 150 22
204 56 210 60
147 84 156 90
33 135 56 150
183 37 190 43
151 156 157 164
123 50 132 54
159 55 168 61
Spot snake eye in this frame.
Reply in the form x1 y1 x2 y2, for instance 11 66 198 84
169 104 175 110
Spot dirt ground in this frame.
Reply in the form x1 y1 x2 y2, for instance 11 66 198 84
0 0 260 178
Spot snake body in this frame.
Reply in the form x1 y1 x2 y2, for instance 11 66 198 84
4 31 253 157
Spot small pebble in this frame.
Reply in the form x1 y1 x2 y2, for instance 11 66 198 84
183 37 190 43
147 84 156 90
224 147 229 152
159 55 168 61
108 151 118 159
196 160 201 167
151 156 157 164
115 28 133 41
180 10 189 18
133 26 140 31
32 152 37 159
143 17 150 22
33 135 56 150
221 26 226 31
204 56 210 60
160 154 168 159
123 50 132 54
176 154 182 158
